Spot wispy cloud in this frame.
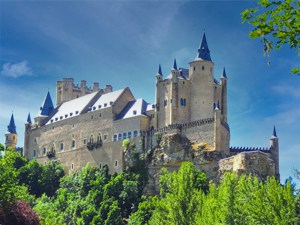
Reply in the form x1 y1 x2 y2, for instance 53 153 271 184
1 61 32 78
272 85 300 98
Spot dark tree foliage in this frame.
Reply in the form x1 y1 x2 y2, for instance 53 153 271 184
0 200 40 225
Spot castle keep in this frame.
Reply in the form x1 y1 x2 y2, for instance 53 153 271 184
5 33 279 184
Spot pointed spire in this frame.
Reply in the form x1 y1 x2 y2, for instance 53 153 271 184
26 113 32 124
272 126 277 138
172 59 178 70
38 91 54 116
7 113 17 134
222 67 227 79
196 32 212 61
157 64 163 76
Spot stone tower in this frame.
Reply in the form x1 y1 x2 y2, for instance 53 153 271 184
5 113 17 148
24 113 32 158
270 126 280 180
189 33 214 121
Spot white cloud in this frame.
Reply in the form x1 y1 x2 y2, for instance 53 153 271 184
1 60 32 78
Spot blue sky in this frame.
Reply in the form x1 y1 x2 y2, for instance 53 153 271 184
0 1 299 184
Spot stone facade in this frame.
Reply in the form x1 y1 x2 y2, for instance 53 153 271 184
18 33 279 185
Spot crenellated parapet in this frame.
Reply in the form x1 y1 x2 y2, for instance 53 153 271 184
230 146 271 153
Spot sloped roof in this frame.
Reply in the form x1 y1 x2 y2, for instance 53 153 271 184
46 91 98 125
37 91 54 117
7 113 17 134
117 98 148 120
90 89 125 112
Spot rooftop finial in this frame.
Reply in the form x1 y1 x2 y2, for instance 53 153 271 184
7 113 17 134
196 32 212 61
222 67 227 79
172 59 178 70
157 64 163 76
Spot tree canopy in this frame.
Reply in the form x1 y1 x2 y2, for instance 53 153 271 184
242 0 300 75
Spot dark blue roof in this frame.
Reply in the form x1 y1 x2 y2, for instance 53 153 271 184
27 113 32 124
157 64 163 75
7 113 17 134
116 99 148 120
273 126 277 137
179 68 189 79
172 59 178 70
39 91 54 116
196 33 212 61
222 67 227 78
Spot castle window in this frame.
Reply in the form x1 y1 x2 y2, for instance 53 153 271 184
97 134 101 142
76 111 79 114
51 119 53 123
113 134 117 142
90 135 94 144
110 101 113 105
180 98 186 106
33 150 36 157
115 160 118 167
164 99 167 107
71 163 74 170
133 110 137 115
99 162 102 169
128 131 132 139
65 114 68 118
43 147 46 155
70 113 73 116
118 133 122 141
55 118 58 121
71 140 76 149
72 124 75 128
99 105 102 109
133 130 138 138
99 113 101 117
183 81 185 84
104 103 107 107
93 107 96 110
83 138 87 144
60 116 63 120
193 66 196 71
60 143 64 151
123 132 127 139
202 66 205 70
91 115 93 119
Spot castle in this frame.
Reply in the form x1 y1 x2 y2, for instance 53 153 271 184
4 33 280 187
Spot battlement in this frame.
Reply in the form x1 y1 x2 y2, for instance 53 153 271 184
56 78 113 105
230 146 271 153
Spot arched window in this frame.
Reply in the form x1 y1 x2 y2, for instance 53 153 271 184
43 147 46 155
90 135 94 144
60 143 64 151
71 140 76 149
97 134 101 142
99 162 102 169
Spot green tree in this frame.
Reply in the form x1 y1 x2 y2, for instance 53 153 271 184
242 0 300 75
149 162 208 225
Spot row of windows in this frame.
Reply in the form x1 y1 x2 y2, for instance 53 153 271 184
113 130 138 142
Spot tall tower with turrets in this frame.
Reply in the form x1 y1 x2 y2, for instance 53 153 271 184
5 113 18 149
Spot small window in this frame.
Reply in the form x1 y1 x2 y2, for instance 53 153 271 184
113 134 117 142
128 131 132 139
93 107 96 110
97 134 101 142
55 118 58 121
65 114 68 118
71 163 74 170
98 105 102 109
83 138 87 144
99 113 101 117
123 132 127 139
72 124 75 128
115 160 118 167
90 135 94 144
110 101 113 105
43 147 46 155
60 116 63 120
33 150 36 157
133 130 138 138
71 140 76 149
193 66 196 71
70 113 73 116
133 110 137 115
75 111 79 114
60 143 64 151
118 133 122 141
51 119 53 123
164 99 167 106
104 103 107 107
91 115 93 119
104 134 107 140
99 162 102 169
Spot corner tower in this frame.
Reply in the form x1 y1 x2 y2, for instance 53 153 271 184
270 126 280 180
189 33 215 121
5 113 18 148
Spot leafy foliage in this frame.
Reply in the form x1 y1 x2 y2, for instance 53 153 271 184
242 0 300 75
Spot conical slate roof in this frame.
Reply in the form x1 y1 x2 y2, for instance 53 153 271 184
196 32 212 61
38 91 54 117
7 113 17 134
